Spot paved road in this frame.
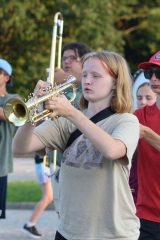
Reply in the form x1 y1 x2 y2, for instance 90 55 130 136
0 209 59 240
8 156 37 182
0 156 60 240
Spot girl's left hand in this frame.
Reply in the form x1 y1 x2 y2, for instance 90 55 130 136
45 94 75 119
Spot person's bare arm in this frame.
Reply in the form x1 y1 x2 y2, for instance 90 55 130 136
69 109 126 160
12 122 45 155
48 96 127 160
140 124 160 151
12 80 50 155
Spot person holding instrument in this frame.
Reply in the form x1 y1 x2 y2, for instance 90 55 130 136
12 50 140 240
22 42 91 238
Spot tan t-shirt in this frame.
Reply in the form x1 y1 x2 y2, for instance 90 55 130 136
34 112 140 239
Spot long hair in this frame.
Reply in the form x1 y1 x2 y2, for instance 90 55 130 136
80 51 134 113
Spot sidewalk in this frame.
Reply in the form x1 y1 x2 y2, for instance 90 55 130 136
0 156 60 240
8 156 37 182
0 209 59 240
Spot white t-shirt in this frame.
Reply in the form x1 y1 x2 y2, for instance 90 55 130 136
34 112 140 239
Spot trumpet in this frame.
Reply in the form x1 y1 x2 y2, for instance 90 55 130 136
4 75 76 127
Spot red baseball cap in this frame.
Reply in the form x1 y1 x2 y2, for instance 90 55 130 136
138 50 160 70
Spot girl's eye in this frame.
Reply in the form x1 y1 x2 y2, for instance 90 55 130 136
93 73 102 78
93 75 99 78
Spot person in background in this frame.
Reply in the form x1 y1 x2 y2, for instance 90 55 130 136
54 42 91 107
13 50 140 240
129 82 157 204
136 82 157 108
22 150 54 238
134 51 160 239
0 59 17 219
22 42 91 239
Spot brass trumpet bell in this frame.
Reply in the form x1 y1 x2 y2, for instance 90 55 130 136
4 76 77 127
4 97 30 127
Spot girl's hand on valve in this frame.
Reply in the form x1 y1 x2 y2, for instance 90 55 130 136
45 94 75 119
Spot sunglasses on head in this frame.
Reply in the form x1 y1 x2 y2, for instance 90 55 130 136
144 68 160 79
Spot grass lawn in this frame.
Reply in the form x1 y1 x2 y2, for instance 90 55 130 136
7 181 41 202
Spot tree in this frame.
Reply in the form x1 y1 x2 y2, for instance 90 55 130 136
1 0 160 95
114 0 160 71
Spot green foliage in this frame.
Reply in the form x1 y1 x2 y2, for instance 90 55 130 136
114 0 160 72
1 0 160 95
7 181 41 202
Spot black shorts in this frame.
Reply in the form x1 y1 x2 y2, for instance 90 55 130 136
139 218 160 240
0 176 7 219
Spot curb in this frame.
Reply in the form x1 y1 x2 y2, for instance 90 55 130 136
7 202 55 210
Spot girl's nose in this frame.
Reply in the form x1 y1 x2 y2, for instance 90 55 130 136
85 75 92 84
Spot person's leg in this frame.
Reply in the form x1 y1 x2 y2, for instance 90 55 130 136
29 178 53 224
0 176 7 219
139 218 160 240
23 178 53 237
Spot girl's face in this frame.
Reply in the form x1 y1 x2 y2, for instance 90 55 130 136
82 58 115 106
137 84 157 108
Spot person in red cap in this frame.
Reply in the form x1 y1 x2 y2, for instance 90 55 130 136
134 51 160 239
